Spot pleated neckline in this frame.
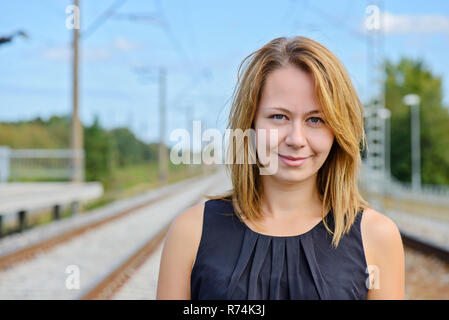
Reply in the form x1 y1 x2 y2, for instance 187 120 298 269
235 209 332 239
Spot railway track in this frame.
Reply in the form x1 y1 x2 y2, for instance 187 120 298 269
401 231 449 263
0 170 224 300
78 223 170 300
0 192 174 272
362 191 449 267
0 172 216 272
76 179 219 300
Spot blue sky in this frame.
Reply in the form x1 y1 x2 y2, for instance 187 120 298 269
1 0 449 144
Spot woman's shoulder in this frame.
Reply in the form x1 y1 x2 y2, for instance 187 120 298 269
172 202 205 228
360 207 404 267
157 203 206 299
360 208 405 299
361 207 402 245
169 197 232 238
169 202 205 245
163 203 206 269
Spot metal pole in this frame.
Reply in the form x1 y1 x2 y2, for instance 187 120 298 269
385 113 391 182
0 146 11 183
411 103 421 192
378 108 391 184
186 106 193 173
18 210 27 232
403 94 421 193
158 67 168 183
71 0 83 183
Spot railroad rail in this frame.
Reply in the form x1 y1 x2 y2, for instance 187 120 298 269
401 232 449 263
78 224 170 300
0 172 215 272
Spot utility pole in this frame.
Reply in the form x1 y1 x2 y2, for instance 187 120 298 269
71 0 83 183
403 94 421 193
364 0 386 190
68 0 128 183
158 67 168 183
185 105 194 175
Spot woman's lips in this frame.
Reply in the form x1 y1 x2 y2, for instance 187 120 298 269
278 154 309 167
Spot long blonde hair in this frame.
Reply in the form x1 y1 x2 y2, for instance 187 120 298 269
207 36 370 248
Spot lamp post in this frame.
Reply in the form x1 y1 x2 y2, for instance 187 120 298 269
403 94 421 192
378 108 391 184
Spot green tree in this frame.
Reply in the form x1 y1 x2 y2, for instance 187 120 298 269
84 116 116 183
110 128 157 166
384 58 449 185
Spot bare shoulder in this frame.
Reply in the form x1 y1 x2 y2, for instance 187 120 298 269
156 202 205 299
166 202 205 267
171 202 205 232
361 208 405 300
168 203 205 247
361 207 403 248
360 207 405 299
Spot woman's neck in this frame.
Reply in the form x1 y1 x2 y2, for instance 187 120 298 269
260 173 324 221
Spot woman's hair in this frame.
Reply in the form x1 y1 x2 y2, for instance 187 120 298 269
206 36 371 248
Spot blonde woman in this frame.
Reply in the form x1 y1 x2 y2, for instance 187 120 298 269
157 36 405 300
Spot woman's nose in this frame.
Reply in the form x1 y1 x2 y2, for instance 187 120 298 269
284 120 307 148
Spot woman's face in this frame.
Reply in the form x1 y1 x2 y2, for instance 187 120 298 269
253 64 335 183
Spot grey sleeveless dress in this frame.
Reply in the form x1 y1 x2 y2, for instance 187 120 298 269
190 198 369 300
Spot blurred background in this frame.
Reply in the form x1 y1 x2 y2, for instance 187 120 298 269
0 0 448 300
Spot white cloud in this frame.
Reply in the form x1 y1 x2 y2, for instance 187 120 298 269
42 45 111 62
42 36 140 62
113 36 140 52
381 11 449 35
85 48 111 61
42 46 71 61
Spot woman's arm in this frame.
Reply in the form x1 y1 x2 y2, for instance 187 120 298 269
156 203 205 300
362 207 405 300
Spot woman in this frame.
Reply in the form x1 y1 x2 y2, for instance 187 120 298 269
157 36 405 300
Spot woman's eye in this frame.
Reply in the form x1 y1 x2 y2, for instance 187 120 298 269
308 117 324 125
270 114 286 120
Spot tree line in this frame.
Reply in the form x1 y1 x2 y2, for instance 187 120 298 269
0 115 162 184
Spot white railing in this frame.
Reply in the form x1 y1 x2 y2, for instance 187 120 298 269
359 164 449 206
0 146 84 182
0 147 10 183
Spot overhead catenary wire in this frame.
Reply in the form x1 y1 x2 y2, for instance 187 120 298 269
81 0 129 40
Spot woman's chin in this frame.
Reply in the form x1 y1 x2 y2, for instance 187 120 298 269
271 170 309 183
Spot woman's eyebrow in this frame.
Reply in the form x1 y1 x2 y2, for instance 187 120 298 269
304 109 321 115
270 107 321 115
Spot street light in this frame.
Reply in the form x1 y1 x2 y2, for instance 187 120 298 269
402 94 421 192
378 108 391 184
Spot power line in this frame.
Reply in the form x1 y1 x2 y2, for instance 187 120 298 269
81 0 129 40
304 1 367 42
154 0 192 67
